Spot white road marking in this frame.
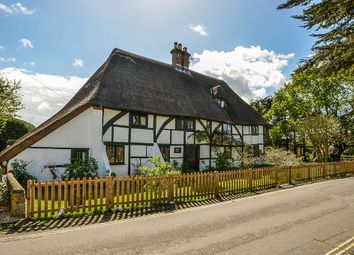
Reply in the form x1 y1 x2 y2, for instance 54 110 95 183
324 236 354 255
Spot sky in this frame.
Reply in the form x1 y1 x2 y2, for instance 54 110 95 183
0 0 315 126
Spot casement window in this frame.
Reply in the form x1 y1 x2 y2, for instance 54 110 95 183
216 98 225 108
222 123 232 134
250 125 259 135
131 113 148 128
159 145 170 162
71 149 89 163
245 145 260 157
106 145 125 165
176 118 195 131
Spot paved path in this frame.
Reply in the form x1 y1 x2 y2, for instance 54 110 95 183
1 178 354 255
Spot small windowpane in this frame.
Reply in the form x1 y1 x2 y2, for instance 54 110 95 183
106 145 125 165
253 145 260 156
71 149 88 163
175 118 195 131
216 98 225 108
251 125 259 135
223 123 232 134
176 118 183 130
115 146 124 164
131 114 147 127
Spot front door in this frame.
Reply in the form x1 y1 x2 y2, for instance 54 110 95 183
184 145 200 171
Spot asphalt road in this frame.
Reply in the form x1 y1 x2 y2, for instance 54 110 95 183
1 178 354 255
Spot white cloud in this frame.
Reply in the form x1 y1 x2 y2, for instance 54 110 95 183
0 56 16 62
19 38 33 48
0 67 88 126
0 3 13 13
188 24 208 36
36 102 51 111
190 45 294 101
72 58 84 68
11 2 35 15
0 45 5 50
0 2 35 15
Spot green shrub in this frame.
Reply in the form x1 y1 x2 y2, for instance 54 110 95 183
62 157 99 179
138 156 180 177
11 159 36 188
343 147 354 155
215 151 233 170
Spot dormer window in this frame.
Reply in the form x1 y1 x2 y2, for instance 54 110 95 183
211 85 227 108
216 98 225 108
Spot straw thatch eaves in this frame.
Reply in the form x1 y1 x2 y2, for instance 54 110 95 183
0 48 265 162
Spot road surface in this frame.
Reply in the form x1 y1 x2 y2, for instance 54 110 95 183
1 178 354 255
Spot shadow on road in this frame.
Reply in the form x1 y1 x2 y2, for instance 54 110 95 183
1 192 257 235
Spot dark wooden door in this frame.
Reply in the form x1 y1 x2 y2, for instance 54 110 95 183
184 145 200 171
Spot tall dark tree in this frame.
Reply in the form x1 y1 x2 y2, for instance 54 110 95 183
0 118 35 151
278 0 354 77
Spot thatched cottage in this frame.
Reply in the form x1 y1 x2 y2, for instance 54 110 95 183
0 42 266 179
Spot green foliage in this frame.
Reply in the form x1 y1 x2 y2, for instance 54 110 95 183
0 118 34 151
11 159 36 188
0 75 23 132
214 151 233 171
62 157 99 179
264 68 353 151
264 146 302 166
298 115 342 162
278 0 354 77
191 129 241 146
250 96 273 117
0 181 9 206
138 157 181 195
343 147 354 156
138 156 181 177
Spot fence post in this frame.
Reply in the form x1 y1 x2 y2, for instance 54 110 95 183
308 166 311 181
248 169 253 192
275 169 278 185
289 166 292 184
214 172 220 198
26 180 30 218
167 175 174 203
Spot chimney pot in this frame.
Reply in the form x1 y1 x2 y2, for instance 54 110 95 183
171 42 190 69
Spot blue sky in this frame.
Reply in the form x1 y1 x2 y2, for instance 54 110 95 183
0 0 315 125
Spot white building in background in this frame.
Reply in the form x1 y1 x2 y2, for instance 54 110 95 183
0 42 266 180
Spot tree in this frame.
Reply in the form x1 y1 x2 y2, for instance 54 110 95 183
266 68 353 151
250 96 273 117
278 0 354 77
298 115 342 162
0 75 23 131
0 118 34 151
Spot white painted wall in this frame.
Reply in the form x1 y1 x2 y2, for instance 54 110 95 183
9 107 106 180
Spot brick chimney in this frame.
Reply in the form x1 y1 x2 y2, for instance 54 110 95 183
170 42 190 69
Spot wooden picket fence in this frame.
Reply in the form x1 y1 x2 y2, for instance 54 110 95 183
26 161 354 218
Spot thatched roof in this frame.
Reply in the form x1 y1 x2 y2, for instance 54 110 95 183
0 48 265 162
